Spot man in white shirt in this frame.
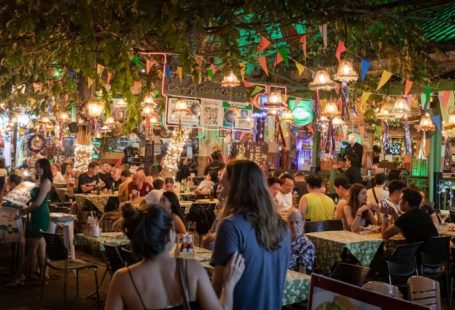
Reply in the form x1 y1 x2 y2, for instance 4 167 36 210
367 173 389 205
275 174 295 211
381 180 406 218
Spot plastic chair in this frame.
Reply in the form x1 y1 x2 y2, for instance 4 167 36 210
40 232 99 305
323 219 343 231
386 242 423 286
362 281 403 299
408 276 441 310
304 221 327 233
419 236 452 310
330 262 370 286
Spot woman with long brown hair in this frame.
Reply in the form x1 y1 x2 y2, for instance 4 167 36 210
211 160 290 310
344 183 381 233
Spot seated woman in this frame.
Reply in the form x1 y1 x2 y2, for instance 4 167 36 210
105 203 244 310
287 210 315 274
344 183 381 233
194 173 215 196
161 191 187 235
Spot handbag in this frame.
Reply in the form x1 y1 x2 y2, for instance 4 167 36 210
176 258 191 310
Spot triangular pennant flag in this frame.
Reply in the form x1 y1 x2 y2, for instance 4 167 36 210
441 90 450 110
440 91 455 122
146 59 154 74
319 24 327 49
335 83 340 95
424 85 432 108
33 82 42 93
404 80 413 96
431 113 442 132
258 55 269 76
376 70 392 91
360 59 371 81
87 77 94 89
207 68 214 81
335 40 347 62
165 64 171 77
96 64 105 76
420 93 426 108
132 54 140 67
240 63 246 80
131 80 142 94
274 52 283 66
295 62 305 76
106 71 112 84
210 64 218 73
251 86 264 96
257 35 271 51
176 66 183 82
299 35 307 58
360 92 372 112
278 47 288 65
243 80 254 88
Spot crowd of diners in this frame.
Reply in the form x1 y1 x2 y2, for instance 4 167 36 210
2 153 450 310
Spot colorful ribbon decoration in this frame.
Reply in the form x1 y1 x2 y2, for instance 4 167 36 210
403 118 412 155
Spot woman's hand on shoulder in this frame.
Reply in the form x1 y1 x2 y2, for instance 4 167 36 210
222 251 245 289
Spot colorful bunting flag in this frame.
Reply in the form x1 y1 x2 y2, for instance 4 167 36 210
207 68 214 81
240 63 246 80
376 70 392 91
165 64 171 77
274 52 283 66
335 40 347 62
439 90 454 122
278 47 289 65
243 80 254 88
424 85 432 109
96 64 105 76
258 35 271 51
335 83 340 95
431 114 442 132
295 62 305 76
404 80 413 96
299 35 307 58
251 86 265 96
87 77 94 89
360 59 371 81
319 24 328 49
146 59 154 74
176 66 183 82
131 80 142 94
258 55 269 76
360 92 372 112
132 54 140 67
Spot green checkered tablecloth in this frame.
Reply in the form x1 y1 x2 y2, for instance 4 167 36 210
76 233 310 305
306 231 384 275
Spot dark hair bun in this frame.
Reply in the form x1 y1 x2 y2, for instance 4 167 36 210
121 204 172 259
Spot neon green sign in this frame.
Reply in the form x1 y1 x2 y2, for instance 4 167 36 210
288 99 314 126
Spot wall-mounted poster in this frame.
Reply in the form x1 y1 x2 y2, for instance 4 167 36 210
223 101 253 131
200 99 224 127
166 97 201 127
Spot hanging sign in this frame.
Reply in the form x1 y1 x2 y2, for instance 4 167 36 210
289 98 314 126
200 99 224 127
165 77 248 102
166 97 201 127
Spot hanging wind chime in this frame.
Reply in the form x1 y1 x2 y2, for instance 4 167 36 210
392 97 412 154
416 112 435 159
333 59 358 121
377 100 394 152
321 100 341 158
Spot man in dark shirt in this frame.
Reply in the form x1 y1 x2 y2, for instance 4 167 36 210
77 162 104 193
344 133 363 168
203 150 225 181
293 171 308 199
382 188 438 243
98 162 114 189
344 153 363 185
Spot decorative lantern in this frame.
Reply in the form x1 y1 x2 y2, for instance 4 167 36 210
322 100 341 118
392 97 410 118
56 111 70 123
86 99 104 118
377 101 394 120
221 71 241 87
444 109 455 135
105 116 115 126
333 60 358 83
142 104 154 117
280 109 294 122
416 112 435 132
143 95 155 105
332 117 345 127
309 69 335 91
38 114 51 124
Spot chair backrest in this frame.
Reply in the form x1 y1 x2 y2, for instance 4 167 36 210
387 242 423 280
330 262 370 286
99 212 121 232
362 281 403 299
42 232 68 261
186 204 216 235
305 221 327 233
323 219 343 231
420 236 451 267
449 210 455 223
103 244 125 275
408 276 441 310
